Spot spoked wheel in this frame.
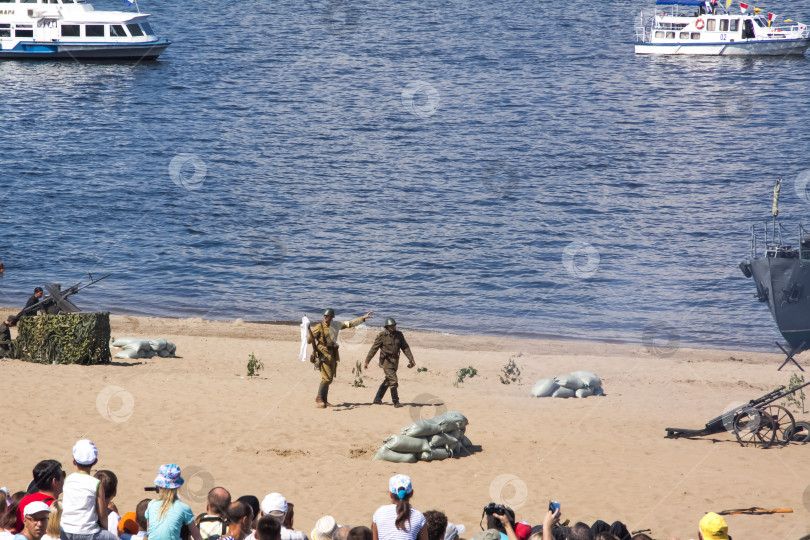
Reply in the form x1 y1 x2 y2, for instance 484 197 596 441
733 408 776 448
784 421 810 443
762 405 795 446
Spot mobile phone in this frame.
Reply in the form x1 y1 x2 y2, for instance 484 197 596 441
549 501 561 514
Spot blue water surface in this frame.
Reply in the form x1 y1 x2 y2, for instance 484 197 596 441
2 0 810 351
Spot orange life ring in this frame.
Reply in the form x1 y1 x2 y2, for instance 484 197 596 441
695 18 705 29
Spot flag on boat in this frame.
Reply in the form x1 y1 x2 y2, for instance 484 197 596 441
739 2 748 13
785 18 793 22
753 7 763 13
725 0 733 8
124 0 134 5
767 12 774 25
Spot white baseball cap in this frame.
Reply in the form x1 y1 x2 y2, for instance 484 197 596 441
24 501 51 516
261 493 287 514
72 439 98 465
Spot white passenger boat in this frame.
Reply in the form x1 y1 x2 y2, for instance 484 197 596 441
635 0 810 55
0 0 169 60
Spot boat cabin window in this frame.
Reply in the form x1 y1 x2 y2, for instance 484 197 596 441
110 24 126 37
679 31 689 39
691 32 700 39
85 24 104 37
755 17 766 27
730 19 739 31
14 24 33 37
140 22 152 34
720 19 729 31
61 24 79 37
666 31 675 38
655 30 664 38
126 23 143 36
706 19 716 31
0 24 9 37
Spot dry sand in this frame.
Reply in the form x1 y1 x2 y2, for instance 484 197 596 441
2 313 810 539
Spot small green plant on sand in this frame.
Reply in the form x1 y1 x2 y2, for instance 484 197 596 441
786 373 806 413
352 361 365 387
247 353 264 378
499 356 522 385
417 366 428 373
454 366 478 387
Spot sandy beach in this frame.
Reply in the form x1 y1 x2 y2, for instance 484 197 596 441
2 312 809 540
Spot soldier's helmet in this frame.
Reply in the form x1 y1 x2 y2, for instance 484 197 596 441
323 308 335 317
385 317 397 327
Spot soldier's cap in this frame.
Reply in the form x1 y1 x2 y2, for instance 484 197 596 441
323 308 335 317
34 287 43 294
7 315 17 324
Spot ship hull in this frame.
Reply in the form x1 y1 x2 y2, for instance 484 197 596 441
749 255 810 349
0 40 170 61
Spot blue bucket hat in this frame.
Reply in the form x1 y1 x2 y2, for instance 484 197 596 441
154 464 184 489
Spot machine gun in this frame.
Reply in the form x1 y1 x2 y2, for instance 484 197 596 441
17 273 110 318
665 382 810 448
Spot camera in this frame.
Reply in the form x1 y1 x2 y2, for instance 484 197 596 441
484 503 509 516
548 501 561 514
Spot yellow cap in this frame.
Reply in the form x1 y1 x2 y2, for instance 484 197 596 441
699 512 729 540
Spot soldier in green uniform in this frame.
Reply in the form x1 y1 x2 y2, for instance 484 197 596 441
363 318 416 408
0 315 17 358
308 308 373 408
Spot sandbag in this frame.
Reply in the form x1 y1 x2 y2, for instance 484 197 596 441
373 446 418 463
420 447 451 461
575 388 593 398
531 378 558 397
384 435 430 453
429 433 458 449
112 337 140 348
436 411 469 429
149 338 168 351
166 342 177 355
158 349 172 357
552 387 575 398
571 370 602 388
593 386 605 396
401 419 442 438
114 348 140 359
461 435 474 448
555 375 585 390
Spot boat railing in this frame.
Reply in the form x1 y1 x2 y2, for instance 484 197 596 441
750 221 810 259
635 10 652 42
769 24 810 37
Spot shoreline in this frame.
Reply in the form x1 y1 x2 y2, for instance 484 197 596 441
0 306 785 355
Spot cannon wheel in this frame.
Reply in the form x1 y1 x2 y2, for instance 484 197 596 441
733 408 776 448
762 405 796 446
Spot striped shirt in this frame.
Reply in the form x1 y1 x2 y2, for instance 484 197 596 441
373 505 426 540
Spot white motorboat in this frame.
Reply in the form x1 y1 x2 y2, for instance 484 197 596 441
0 0 169 60
635 0 810 55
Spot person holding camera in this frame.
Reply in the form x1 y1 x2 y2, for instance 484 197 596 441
477 504 517 540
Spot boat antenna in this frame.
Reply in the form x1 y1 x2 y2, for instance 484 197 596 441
773 178 782 219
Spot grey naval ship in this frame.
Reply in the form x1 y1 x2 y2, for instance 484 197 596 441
740 179 810 352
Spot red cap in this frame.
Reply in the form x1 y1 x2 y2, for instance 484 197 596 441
515 522 531 540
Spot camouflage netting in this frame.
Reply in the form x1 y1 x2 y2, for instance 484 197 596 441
17 312 111 365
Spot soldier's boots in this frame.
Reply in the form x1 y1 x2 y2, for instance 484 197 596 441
316 382 327 409
315 396 326 409
373 382 388 405
391 387 403 407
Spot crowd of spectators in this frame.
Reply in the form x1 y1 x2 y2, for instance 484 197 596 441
0 440 730 540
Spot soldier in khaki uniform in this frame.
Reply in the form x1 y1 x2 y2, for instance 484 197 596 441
363 318 416 408
309 308 373 408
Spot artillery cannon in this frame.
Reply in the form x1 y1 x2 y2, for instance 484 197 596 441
17 273 109 318
665 382 810 449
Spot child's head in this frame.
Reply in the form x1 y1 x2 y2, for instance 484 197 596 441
72 440 98 470
136 499 150 531
94 470 118 500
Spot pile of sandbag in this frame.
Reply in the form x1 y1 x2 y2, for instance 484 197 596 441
111 337 177 359
373 411 473 463
531 370 604 398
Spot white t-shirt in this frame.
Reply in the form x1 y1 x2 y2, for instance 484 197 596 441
373 504 426 540
61 472 101 534
107 511 120 535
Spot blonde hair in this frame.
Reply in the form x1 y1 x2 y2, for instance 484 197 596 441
156 488 179 521
46 501 62 537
